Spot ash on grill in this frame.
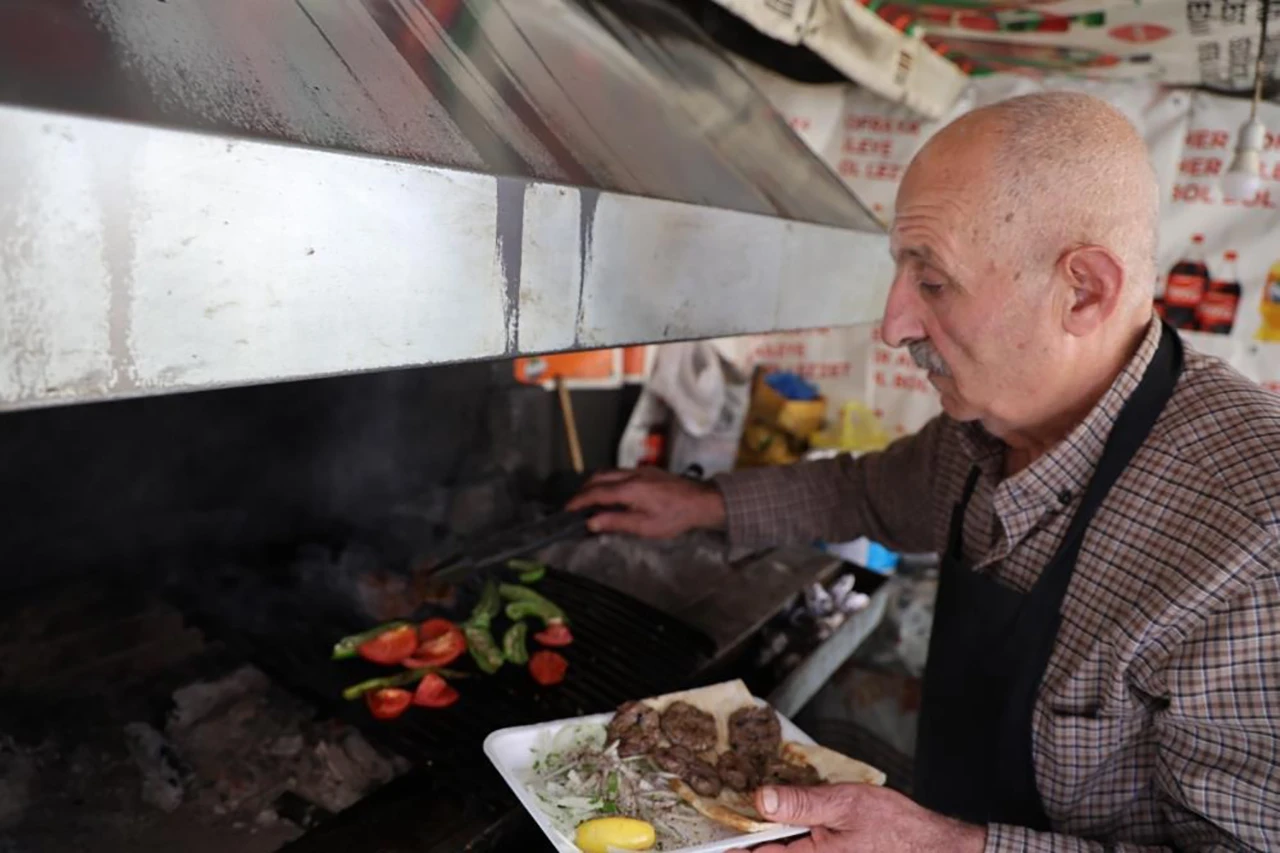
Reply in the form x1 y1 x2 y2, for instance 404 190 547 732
0 588 407 853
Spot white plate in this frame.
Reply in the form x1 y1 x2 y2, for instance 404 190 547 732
484 696 814 853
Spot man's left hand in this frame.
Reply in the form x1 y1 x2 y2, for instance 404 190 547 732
728 784 987 853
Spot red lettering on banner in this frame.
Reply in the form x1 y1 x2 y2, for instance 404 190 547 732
843 136 894 157
845 114 893 133
874 371 887 387
893 352 915 368
1266 132 1280 152
793 362 853 380
867 162 904 181
1179 156 1223 177
754 342 806 359
871 327 884 344
789 116 813 133
838 159 860 178
892 373 931 393
1224 189 1279 209
874 350 892 365
1172 183 1215 203
1184 130 1230 150
845 115 922 135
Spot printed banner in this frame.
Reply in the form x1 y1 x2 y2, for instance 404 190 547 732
715 0 1279 89
731 68 1280 433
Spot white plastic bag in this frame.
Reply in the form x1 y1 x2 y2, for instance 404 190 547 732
617 341 753 476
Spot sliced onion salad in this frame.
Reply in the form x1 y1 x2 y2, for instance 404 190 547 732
524 723 734 851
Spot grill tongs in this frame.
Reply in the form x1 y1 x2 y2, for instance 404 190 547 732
423 505 620 586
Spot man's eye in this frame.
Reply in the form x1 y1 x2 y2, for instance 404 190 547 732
920 281 944 295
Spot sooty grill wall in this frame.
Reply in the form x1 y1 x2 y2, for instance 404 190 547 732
0 360 652 852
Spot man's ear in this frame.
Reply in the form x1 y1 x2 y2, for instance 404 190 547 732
1058 245 1124 336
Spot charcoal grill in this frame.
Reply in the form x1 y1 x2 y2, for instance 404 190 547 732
168 542 716 850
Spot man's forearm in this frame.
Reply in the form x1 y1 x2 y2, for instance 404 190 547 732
715 416 946 551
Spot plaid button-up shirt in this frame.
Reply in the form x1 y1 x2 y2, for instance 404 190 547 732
717 318 1280 852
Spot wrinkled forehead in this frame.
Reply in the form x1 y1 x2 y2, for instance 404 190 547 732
892 131 1020 264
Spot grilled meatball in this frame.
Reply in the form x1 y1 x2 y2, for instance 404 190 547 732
728 706 782 759
608 700 660 757
716 750 759 792
761 756 822 787
651 745 722 797
659 701 717 753
683 757 723 797
652 745 695 775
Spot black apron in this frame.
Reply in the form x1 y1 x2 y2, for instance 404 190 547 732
913 323 1183 829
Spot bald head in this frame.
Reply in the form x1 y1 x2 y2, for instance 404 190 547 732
909 92 1160 307
883 92 1162 445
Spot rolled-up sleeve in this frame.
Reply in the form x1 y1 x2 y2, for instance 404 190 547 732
714 415 947 552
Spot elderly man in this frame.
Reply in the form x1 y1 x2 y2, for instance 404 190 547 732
569 92 1280 851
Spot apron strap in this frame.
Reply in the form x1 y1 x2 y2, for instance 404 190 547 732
947 466 982 560
1028 322 1184 606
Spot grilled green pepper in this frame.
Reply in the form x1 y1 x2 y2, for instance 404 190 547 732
498 583 566 624
464 623 505 673
331 621 412 660
340 667 465 701
461 580 505 674
506 558 547 584
468 580 502 629
502 622 529 665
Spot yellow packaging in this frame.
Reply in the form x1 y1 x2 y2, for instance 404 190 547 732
747 371 827 439
735 369 826 468
1257 261 1280 343
810 401 892 454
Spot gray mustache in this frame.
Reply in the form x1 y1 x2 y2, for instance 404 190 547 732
908 340 950 376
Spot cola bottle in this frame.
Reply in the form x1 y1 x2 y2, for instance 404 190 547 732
1197 250 1242 335
1160 234 1210 331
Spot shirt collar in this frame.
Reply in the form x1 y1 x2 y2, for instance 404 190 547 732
959 316 1164 542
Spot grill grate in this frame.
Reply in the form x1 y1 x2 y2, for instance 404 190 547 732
168 556 715 804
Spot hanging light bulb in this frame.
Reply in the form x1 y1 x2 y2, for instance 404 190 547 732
1221 0 1271 202
1223 118 1265 201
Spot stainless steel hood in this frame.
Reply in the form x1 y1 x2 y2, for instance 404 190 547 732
0 0 892 410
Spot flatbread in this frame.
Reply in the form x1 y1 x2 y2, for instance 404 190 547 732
671 780 779 833
629 681 886 834
781 742 887 787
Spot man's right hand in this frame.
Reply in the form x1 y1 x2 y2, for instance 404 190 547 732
565 468 727 539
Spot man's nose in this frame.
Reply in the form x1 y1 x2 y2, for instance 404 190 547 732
880 275 925 348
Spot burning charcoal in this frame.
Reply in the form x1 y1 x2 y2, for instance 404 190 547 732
0 737 35 831
169 665 269 730
123 722 186 813
340 731 396 785
268 734 304 758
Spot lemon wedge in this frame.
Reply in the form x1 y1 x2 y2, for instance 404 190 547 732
574 816 656 853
